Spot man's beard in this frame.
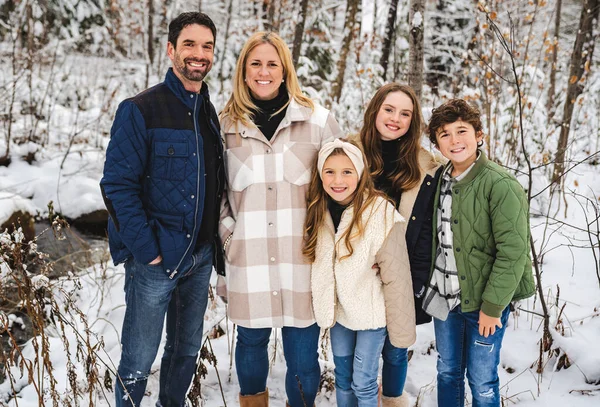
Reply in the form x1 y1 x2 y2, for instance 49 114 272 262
174 54 212 83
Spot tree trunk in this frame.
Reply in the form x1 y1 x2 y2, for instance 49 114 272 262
147 0 154 65
198 0 202 11
146 0 155 89
3 25 19 161
218 0 235 104
408 0 425 98
380 0 399 81
330 0 360 106
26 0 34 134
262 0 269 27
546 0 562 119
372 0 377 33
552 0 599 183
156 1 171 76
264 0 277 31
393 13 402 81
292 0 310 68
356 0 362 39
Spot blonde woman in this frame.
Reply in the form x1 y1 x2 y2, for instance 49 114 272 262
219 32 342 407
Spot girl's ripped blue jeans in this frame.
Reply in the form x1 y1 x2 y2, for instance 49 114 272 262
330 323 387 407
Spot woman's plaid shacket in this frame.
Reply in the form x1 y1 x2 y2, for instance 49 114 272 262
219 99 342 328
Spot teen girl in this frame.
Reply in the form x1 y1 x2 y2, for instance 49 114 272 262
359 83 443 406
303 138 416 407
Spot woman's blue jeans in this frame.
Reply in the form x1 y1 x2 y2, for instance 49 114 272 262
115 244 213 407
434 305 510 407
381 336 408 397
330 323 387 407
235 323 321 407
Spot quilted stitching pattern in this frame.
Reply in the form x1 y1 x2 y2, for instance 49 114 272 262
101 71 222 271
378 222 417 348
434 155 535 317
103 102 161 265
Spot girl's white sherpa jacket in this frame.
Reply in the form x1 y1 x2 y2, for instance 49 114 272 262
311 196 417 348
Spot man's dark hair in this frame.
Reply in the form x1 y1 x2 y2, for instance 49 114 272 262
168 12 217 47
427 99 483 147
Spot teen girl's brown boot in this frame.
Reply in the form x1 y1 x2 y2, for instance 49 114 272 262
381 392 409 407
239 388 269 407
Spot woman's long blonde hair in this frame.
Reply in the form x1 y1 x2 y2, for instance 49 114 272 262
302 139 387 262
220 32 314 127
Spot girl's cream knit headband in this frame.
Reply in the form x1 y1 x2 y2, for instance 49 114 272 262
317 139 365 179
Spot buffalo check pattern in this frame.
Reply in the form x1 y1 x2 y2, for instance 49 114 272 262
219 100 342 328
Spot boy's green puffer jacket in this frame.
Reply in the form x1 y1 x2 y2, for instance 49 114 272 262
430 152 536 317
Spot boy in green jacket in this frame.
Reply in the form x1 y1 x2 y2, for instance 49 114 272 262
422 99 535 407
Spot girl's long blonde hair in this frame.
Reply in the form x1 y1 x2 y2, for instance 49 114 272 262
360 83 424 197
220 32 314 127
302 139 388 262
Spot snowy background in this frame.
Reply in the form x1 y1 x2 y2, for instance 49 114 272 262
0 0 599 406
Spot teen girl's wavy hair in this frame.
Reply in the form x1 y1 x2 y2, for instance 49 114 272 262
360 83 424 196
220 31 314 127
302 139 388 262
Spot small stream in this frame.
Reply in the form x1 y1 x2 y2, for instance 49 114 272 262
33 219 110 278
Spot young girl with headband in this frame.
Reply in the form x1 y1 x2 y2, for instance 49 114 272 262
303 138 416 407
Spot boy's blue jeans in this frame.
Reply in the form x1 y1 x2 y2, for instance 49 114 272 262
434 305 511 407
381 336 409 397
115 243 213 407
330 323 387 407
236 323 321 407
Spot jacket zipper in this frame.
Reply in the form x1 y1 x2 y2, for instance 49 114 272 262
170 94 201 279
209 111 224 273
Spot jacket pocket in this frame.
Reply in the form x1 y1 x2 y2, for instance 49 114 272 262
283 142 318 186
467 247 494 279
153 141 188 181
149 210 184 231
225 146 253 191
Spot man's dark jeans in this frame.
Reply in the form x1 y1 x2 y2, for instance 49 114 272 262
115 243 213 407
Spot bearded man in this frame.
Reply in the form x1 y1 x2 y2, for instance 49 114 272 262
100 12 225 407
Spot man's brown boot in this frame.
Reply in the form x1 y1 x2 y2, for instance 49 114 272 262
381 392 410 407
239 388 269 407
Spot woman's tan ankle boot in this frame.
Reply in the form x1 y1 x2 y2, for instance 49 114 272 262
239 388 269 407
381 392 409 407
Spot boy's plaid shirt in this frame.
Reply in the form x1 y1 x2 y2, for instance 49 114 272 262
423 154 479 320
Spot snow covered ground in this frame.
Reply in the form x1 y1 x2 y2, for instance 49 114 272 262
0 162 598 406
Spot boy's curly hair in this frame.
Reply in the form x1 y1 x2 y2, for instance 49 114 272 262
427 99 483 146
